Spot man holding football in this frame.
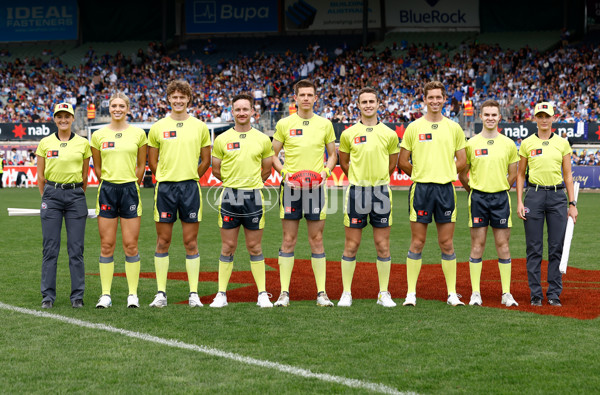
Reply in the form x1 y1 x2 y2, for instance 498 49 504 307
271 79 337 307
337 87 400 307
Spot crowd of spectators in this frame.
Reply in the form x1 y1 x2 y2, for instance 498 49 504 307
1 38 599 127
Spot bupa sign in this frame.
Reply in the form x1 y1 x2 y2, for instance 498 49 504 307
185 0 278 33
0 0 78 42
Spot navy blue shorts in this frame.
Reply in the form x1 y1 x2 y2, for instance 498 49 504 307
96 181 141 219
469 189 512 228
219 188 264 230
344 185 392 228
154 180 201 223
409 182 456 224
279 183 326 221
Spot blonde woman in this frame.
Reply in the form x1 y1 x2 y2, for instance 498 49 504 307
91 93 147 308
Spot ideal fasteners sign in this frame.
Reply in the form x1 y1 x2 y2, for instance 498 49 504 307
0 0 77 42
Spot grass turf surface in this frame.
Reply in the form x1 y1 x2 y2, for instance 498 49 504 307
0 187 599 394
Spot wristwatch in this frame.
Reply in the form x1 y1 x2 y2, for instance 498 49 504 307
569 200 577 207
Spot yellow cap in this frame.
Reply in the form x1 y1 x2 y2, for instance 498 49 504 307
534 102 554 116
53 102 74 116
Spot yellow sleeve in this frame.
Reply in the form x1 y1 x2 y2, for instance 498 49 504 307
90 131 101 150
454 124 466 151
148 124 160 148
212 137 224 160
262 136 274 159
325 121 335 144
388 131 400 154
201 123 211 147
339 131 350 153
273 120 286 143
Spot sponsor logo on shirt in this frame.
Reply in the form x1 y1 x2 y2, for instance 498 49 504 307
163 131 177 139
160 212 173 219
419 133 433 142
227 142 241 151
60 143 67 147
115 133 122 138
487 140 494 145
530 149 543 157
102 142 116 150
46 150 59 158
240 134 246 139
177 122 184 128
354 136 367 144
289 129 303 137
431 124 438 129
303 121 309 126
542 141 550 146
475 148 488 157
366 127 373 132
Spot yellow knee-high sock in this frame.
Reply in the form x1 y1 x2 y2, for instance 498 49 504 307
186 254 200 293
406 251 422 294
469 257 483 293
498 258 512 294
99 256 114 295
125 254 141 295
278 251 294 293
217 254 234 293
376 256 392 293
341 255 356 293
154 253 169 293
311 253 327 293
441 253 457 294
250 254 266 293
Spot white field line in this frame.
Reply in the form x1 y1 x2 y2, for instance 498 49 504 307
0 302 414 395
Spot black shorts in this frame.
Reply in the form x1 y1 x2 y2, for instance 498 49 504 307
279 183 326 221
154 180 201 223
96 181 141 219
409 182 456 224
469 189 512 228
219 188 264 230
344 185 391 228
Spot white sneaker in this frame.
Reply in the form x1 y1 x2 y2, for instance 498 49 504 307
501 293 519 307
447 293 465 306
377 291 397 307
403 292 416 306
95 294 112 309
316 292 334 307
257 292 273 308
469 292 482 306
127 294 139 308
149 292 167 308
274 292 290 307
210 292 228 308
337 291 352 307
189 292 203 307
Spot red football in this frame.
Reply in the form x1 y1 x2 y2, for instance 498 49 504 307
288 170 322 188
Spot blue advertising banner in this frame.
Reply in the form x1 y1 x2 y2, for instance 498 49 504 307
185 0 278 33
571 166 600 189
0 0 78 42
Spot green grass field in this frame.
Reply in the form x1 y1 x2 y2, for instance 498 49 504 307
0 187 599 394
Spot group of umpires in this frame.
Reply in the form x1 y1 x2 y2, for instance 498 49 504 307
35 79 577 309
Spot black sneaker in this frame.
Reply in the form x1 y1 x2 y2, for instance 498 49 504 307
548 299 562 307
41 301 53 309
71 299 84 308
531 297 543 306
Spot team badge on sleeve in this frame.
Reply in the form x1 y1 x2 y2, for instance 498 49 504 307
354 136 367 144
530 149 543 157
419 133 433 142
163 131 177 139
227 142 241 151
289 129 303 136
